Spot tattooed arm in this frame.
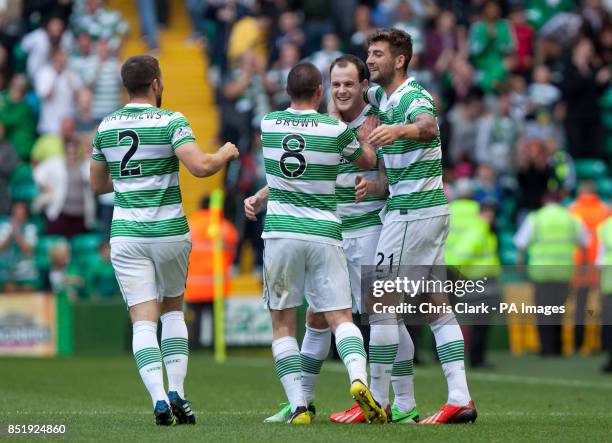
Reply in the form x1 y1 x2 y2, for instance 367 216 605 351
367 113 438 146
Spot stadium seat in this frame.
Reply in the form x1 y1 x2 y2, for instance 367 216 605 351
574 159 608 180
498 230 515 249
71 233 104 265
35 235 68 271
9 164 37 203
597 177 612 200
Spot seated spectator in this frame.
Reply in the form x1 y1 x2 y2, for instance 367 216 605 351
85 242 120 299
0 202 39 292
468 1 515 93
20 14 72 81
45 242 83 298
32 140 95 238
473 163 504 206
0 74 37 161
70 0 129 53
34 48 82 135
91 39 122 119
0 123 18 215
31 117 78 165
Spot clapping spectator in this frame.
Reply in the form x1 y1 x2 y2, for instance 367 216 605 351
424 9 466 78
560 37 610 159
468 1 515 93
33 140 95 238
0 123 18 215
34 48 82 135
0 202 39 292
0 75 36 161
516 138 553 223
21 15 72 81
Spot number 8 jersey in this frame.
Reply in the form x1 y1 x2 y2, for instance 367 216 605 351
91 103 195 243
260 108 363 246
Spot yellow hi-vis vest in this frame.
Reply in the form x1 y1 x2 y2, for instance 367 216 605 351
466 221 502 279
597 217 612 294
527 204 579 282
446 199 481 268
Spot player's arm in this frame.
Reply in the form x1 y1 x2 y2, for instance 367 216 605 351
347 117 377 170
368 113 438 146
90 160 114 195
175 141 239 178
355 159 389 203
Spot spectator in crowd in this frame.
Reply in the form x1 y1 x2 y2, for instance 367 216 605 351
424 9 465 78
85 242 120 299
301 0 332 56
473 163 504 207
468 1 515 93
0 201 38 292
509 6 534 77
0 123 18 215
350 4 375 60
32 140 95 238
91 39 122 120
309 33 343 104
475 91 522 174
516 138 553 224
34 48 82 135
44 241 84 298
21 15 72 80
271 11 305 63
71 0 129 53
448 86 485 170
75 88 100 135
439 52 476 110
392 1 424 55
31 117 78 165
267 42 301 110
0 74 37 162
560 37 610 159
185 0 207 43
69 32 98 89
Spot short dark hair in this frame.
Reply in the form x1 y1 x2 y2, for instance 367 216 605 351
286 62 322 101
121 55 161 96
367 28 413 71
329 54 369 82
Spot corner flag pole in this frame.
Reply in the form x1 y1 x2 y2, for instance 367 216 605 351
208 189 226 363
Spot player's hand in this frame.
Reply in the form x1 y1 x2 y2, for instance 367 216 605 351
355 175 370 203
220 142 239 161
244 194 262 221
358 115 379 146
368 124 401 147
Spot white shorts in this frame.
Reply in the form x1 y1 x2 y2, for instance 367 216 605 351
263 238 351 313
111 240 192 307
375 215 449 279
343 228 381 313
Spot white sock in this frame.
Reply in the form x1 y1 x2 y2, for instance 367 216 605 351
369 318 399 408
133 321 168 406
430 314 471 406
272 336 305 412
391 322 416 412
335 322 367 385
160 311 189 398
300 325 331 405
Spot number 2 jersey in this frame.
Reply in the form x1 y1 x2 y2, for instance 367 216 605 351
260 108 363 246
91 103 195 243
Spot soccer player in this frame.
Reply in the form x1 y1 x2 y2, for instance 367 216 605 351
244 62 385 425
89 55 239 426
357 28 477 424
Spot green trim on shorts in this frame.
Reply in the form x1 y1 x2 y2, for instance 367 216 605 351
395 222 409 278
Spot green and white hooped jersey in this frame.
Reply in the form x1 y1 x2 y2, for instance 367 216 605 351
91 103 195 243
337 104 385 238
365 77 449 222
261 108 363 246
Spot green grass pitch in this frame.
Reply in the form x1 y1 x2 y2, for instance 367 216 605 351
1 352 611 442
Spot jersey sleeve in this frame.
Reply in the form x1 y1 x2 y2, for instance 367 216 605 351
404 90 436 124
337 122 362 162
167 112 196 151
364 85 382 108
91 130 106 162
